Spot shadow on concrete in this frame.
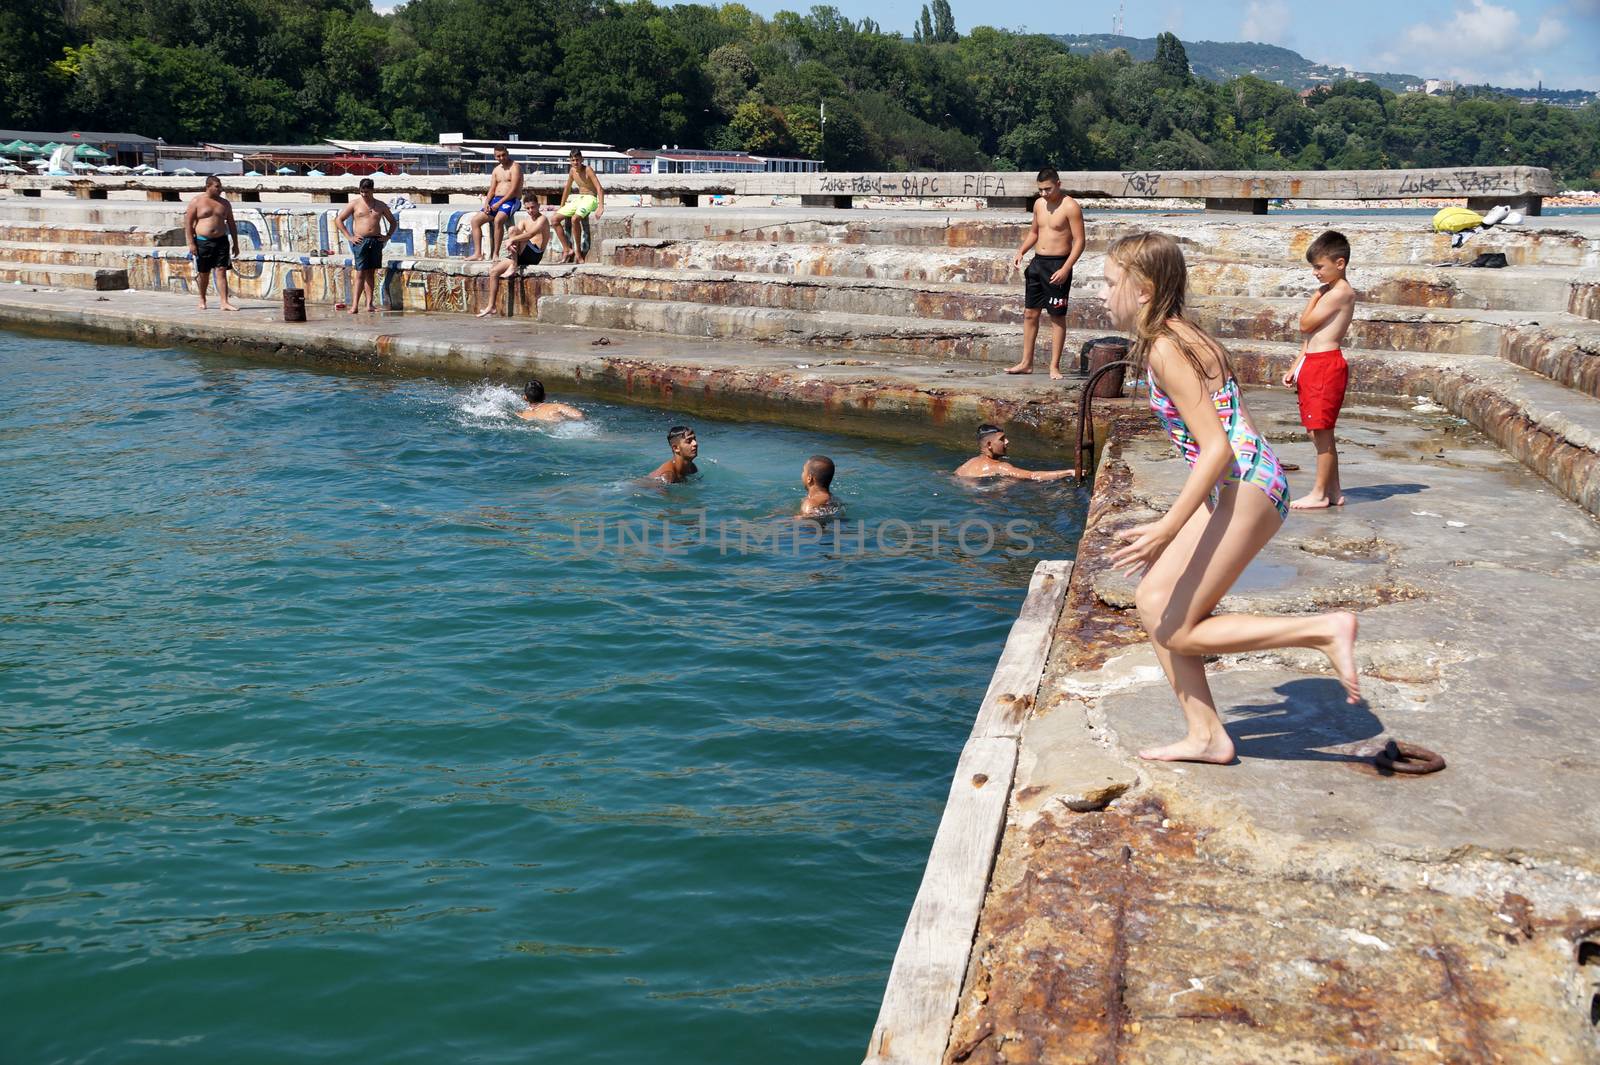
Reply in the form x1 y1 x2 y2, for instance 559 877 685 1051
1226 678 1385 763
1342 482 1428 504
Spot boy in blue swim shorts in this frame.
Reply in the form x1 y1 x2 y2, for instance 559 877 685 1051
467 145 523 261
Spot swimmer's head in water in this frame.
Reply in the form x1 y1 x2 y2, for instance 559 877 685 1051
667 425 698 458
977 423 1008 458
524 380 546 404
803 455 835 490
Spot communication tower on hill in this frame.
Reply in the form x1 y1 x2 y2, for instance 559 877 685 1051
1112 0 1125 35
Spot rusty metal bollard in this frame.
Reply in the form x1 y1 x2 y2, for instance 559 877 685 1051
1081 336 1131 398
282 287 306 322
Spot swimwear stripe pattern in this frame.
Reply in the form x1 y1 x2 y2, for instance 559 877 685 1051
1148 376 1291 520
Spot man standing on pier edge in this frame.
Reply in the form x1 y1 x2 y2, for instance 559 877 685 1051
184 175 240 313
1006 168 1085 380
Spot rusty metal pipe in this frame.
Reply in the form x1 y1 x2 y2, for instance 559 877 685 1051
1075 359 1139 485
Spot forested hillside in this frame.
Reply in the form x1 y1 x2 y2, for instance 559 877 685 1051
4 1 1597 183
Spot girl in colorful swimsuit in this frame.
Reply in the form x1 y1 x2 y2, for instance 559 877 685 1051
1101 232 1361 764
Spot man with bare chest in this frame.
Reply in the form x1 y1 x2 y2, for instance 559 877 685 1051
466 145 523 260
1006 168 1085 379
336 177 397 314
184 175 240 312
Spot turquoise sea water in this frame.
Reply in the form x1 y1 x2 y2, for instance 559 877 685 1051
0 333 1086 1064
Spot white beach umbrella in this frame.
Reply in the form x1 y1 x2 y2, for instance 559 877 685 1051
1 163 25 174
29 158 49 168
276 166 295 175
172 167 197 176
306 168 326 177
98 164 130 174
245 169 261 176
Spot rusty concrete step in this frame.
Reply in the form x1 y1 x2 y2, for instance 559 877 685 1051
560 263 1596 366
609 209 1600 267
530 292 1031 363
0 240 145 268
0 260 129 290
602 237 1588 312
0 220 184 248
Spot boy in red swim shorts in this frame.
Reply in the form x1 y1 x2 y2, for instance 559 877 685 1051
1283 230 1355 509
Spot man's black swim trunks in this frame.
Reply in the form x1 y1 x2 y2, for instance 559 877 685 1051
511 242 544 268
352 236 385 271
1024 254 1071 317
193 234 230 274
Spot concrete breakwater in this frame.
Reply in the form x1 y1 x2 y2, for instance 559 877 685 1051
3 199 1598 519
3 195 1600 1061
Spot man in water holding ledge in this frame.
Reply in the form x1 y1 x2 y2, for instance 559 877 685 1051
955 424 1075 480
1006 168 1085 379
650 425 699 483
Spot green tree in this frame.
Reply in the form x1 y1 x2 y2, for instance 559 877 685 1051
930 0 956 43
1153 31 1190 84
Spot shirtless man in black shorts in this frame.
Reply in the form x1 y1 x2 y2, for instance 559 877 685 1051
184 176 240 312
476 192 550 317
1006 168 1085 379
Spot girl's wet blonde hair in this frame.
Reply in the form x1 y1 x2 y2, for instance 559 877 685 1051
1106 230 1230 384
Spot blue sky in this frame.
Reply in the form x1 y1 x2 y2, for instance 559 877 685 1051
372 0 1600 89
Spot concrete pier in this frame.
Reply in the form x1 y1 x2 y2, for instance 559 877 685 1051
2 193 1598 1062
918 397 1600 1064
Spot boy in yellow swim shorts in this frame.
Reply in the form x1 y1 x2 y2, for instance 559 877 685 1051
556 148 605 264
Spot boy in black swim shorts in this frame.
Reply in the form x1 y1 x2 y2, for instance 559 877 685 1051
476 192 551 317
1006 168 1085 380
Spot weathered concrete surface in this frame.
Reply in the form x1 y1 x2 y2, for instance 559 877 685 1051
605 236 1594 311
0 288 1086 446
945 393 1600 1063
5 165 1557 208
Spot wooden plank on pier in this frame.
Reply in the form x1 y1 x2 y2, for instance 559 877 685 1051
864 736 1018 1065
970 559 1072 741
864 559 1073 1064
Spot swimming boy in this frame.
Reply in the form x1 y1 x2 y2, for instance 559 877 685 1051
184 175 240 312
336 177 396 315
516 380 585 423
476 193 551 317
466 145 523 261
1006 168 1085 379
555 149 605 264
798 455 839 517
1282 230 1355 509
954 424 1076 480
650 425 698 483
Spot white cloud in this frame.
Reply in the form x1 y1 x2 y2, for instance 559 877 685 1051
1375 1 1598 87
1240 0 1292 44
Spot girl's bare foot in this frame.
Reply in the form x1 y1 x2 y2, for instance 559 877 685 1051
476 307 496 318
1290 492 1345 510
465 252 484 262
1320 611 1361 703
1050 370 1065 381
219 303 239 312
1139 733 1236 764
1004 361 1034 375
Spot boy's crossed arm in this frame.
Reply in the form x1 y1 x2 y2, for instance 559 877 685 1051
1284 284 1353 386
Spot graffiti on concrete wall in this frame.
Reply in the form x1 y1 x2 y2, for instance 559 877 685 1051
814 174 1009 198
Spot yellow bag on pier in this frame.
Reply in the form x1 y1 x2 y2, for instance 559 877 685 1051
1431 206 1485 233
